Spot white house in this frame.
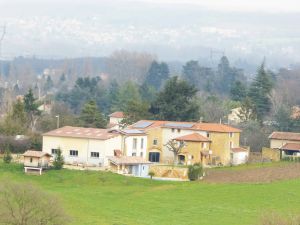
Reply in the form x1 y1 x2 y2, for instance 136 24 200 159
42 126 148 168
43 126 122 167
108 111 124 129
230 147 249 165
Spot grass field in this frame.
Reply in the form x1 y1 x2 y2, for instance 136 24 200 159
1 162 300 225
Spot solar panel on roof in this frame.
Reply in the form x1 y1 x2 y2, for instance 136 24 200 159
164 123 194 128
133 121 153 128
123 129 144 134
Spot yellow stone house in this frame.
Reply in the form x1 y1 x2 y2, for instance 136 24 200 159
128 120 243 166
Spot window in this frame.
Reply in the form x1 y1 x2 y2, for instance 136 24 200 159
140 152 143 157
90 152 99 158
177 129 181 133
141 138 144 149
230 141 233 149
51 149 59 154
132 152 136 156
70 150 78 157
207 133 210 138
149 152 160 162
133 138 137 150
172 128 175 133
30 158 33 163
229 132 234 138
201 143 207 148
153 139 158 145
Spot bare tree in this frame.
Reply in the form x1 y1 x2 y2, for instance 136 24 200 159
164 139 186 164
0 181 70 225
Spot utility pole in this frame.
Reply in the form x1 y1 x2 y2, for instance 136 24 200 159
0 24 6 77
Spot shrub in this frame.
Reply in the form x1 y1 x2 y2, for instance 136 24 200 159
53 148 64 170
188 163 203 181
3 146 12 163
148 171 155 179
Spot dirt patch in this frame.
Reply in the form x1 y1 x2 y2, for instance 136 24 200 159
204 163 300 183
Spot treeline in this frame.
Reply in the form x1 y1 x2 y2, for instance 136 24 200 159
1 54 300 153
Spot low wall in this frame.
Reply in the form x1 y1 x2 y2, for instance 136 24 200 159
149 165 188 179
262 147 280 162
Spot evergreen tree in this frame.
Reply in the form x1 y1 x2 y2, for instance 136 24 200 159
79 100 106 128
60 73 66 82
107 80 121 111
144 61 169 89
248 63 274 123
182 60 201 84
44 76 54 92
217 56 244 94
121 100 152 127
139 83 156 103
3 146 12 164
230 81 247 101
24 88 41 131
12 99 27 125
53 148 64 170
153 76 200 121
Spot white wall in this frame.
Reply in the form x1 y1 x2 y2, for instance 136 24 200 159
231 151 249 165
42 135 122 166
124 135 147 158
270 139 300 149
110 117 123 125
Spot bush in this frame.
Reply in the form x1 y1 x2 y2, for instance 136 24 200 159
148 171 155 179
53 148 64 170
188 163 203 181
3 148 12 163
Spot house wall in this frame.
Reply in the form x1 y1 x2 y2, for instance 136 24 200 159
231 151 249 165
123 135 147 158
179 141 210 165
42 135 122 166
23 155 51 168
270 139 300 149
24 156 40 167
262 147 281 161
109 117 123 125
146 127 241 165
161 128 207 163
146 127 164 161
208 132 240 165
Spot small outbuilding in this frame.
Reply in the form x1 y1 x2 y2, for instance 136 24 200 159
23 150 52 175
108 156 151 177
230 147 249 165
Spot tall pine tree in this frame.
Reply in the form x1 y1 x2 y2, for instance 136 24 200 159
248 63 273 123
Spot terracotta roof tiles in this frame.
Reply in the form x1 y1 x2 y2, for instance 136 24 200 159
174 133 210 142
43 126 119 140
269 132 300 141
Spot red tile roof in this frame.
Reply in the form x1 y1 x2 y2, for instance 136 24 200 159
280 143 300 151
23 150 52 158
43 126 119 140
231 147 248 153
269 132 300 141
108 156 151 165
174 133 210 142
129 120 241 133
109 111 124 118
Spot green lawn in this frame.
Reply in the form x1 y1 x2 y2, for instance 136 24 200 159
1 163 299 225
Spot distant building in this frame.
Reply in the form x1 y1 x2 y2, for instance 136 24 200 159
23 150 52 175
269 131 300 158
42 126 148 171
108 111 124 129
128 120 242 166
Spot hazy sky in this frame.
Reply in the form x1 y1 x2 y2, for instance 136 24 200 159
0 0 300 67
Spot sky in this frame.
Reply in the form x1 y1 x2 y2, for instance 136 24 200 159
0 0 300 67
